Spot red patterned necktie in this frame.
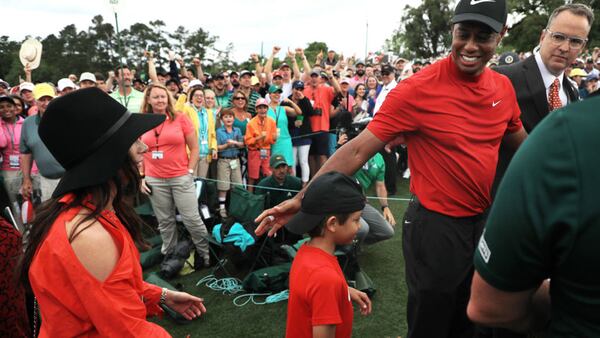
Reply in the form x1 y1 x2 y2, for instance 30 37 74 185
548 78 562 111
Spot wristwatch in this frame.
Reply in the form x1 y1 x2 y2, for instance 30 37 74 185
381 205 389 211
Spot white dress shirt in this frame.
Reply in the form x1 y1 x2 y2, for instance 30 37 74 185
373 79 398 115
534 51 568 107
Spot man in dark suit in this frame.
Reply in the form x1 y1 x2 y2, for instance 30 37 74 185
492 3 594 196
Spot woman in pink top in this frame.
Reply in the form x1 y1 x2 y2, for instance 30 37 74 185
0 96 40 223
139 84 210 266
19 88 206 337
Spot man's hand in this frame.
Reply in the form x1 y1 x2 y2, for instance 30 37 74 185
272 46 281 56
325 65 333 76
384 135 406 153
24 63 32 76
317 50 324 60
192 58 201 67
21 178 33 200
295 48 305 58
349 287 372 316
163 289 207 320
255 197 302 237
294 119 303 128
250 53 259 63
287 48 295 59
383 207 396 226
337 133 348 146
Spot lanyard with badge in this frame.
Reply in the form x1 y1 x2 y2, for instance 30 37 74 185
257 118 269 159
195 106 208 146
152 122 165 160
2 122 20 168
274 106 282 139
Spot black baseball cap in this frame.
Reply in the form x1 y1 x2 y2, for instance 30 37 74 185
498 52 519 66
285 172 366 235
292 80 305 90
451 0 507 33
381 64 394 75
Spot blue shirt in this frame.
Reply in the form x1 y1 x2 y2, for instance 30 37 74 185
216 126 243 158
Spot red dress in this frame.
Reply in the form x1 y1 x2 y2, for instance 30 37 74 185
29 195 171 337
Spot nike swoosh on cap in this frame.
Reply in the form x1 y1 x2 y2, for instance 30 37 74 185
470 0 496 5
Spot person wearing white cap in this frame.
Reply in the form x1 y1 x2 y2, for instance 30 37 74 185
57 78 76 96
19 82 36 114
79 72 97 89
20 83 64 202
0 79 9 95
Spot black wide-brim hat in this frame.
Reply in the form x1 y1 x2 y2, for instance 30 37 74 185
39 87 165 198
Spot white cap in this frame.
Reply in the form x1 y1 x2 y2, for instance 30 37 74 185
188 79 203 88
57 78 76 91
79 72 97 84
19 82 34 93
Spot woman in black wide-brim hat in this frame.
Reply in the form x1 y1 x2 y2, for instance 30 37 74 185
18 87 206 337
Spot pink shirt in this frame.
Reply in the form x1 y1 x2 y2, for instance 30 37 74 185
0 117 38 172
141 113 194 178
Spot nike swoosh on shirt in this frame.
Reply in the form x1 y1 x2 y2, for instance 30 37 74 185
492 100 502 107
470 0 496 5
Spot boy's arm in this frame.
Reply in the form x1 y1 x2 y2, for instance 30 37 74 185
312 325 335 338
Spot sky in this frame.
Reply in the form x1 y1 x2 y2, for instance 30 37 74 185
4 0 424 63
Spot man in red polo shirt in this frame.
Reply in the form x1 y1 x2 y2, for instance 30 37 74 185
257 0 527 337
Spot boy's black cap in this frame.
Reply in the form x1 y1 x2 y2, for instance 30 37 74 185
450 0 507 33
285 171 366 235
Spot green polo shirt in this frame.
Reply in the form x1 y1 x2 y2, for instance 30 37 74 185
474 97 600 336
20 115 64 179
255 175 302 209
110 88 144 113
353 153 385 191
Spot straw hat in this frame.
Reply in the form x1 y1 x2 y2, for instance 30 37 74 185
19 38 43 70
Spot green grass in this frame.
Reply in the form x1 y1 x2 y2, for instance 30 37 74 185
148 179 411 338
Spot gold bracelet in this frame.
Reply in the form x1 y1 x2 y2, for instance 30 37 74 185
160 287 168 305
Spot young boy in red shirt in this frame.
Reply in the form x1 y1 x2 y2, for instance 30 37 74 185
284 172 372 338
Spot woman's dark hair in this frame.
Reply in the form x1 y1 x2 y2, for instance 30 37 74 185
353 84 367 100
10 95 26 116
18 155 148 288
308 213 352 238
188 86 204 104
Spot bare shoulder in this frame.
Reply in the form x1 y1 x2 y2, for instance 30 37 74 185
67 212 120 282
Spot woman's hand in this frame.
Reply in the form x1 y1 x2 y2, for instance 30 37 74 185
349 287 372 316
140 178 151 195
164 290 207 320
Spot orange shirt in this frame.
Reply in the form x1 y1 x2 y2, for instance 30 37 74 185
244 115 278 150
29 195 170 338
303 85 335 132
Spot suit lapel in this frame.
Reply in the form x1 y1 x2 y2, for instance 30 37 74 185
562 76 580 103
522 56 550 120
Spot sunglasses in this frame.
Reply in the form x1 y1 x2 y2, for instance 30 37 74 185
233 97 246 101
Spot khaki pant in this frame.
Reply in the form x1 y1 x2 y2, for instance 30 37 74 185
40 176 60 202
194 157 210 178
216 158 242 191
145 174 209 258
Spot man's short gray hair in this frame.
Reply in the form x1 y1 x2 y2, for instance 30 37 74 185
547 3 595 30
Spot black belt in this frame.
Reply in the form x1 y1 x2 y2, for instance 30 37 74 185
220 156 238 159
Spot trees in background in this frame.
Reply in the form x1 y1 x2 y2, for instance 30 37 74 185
387 0 599 60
